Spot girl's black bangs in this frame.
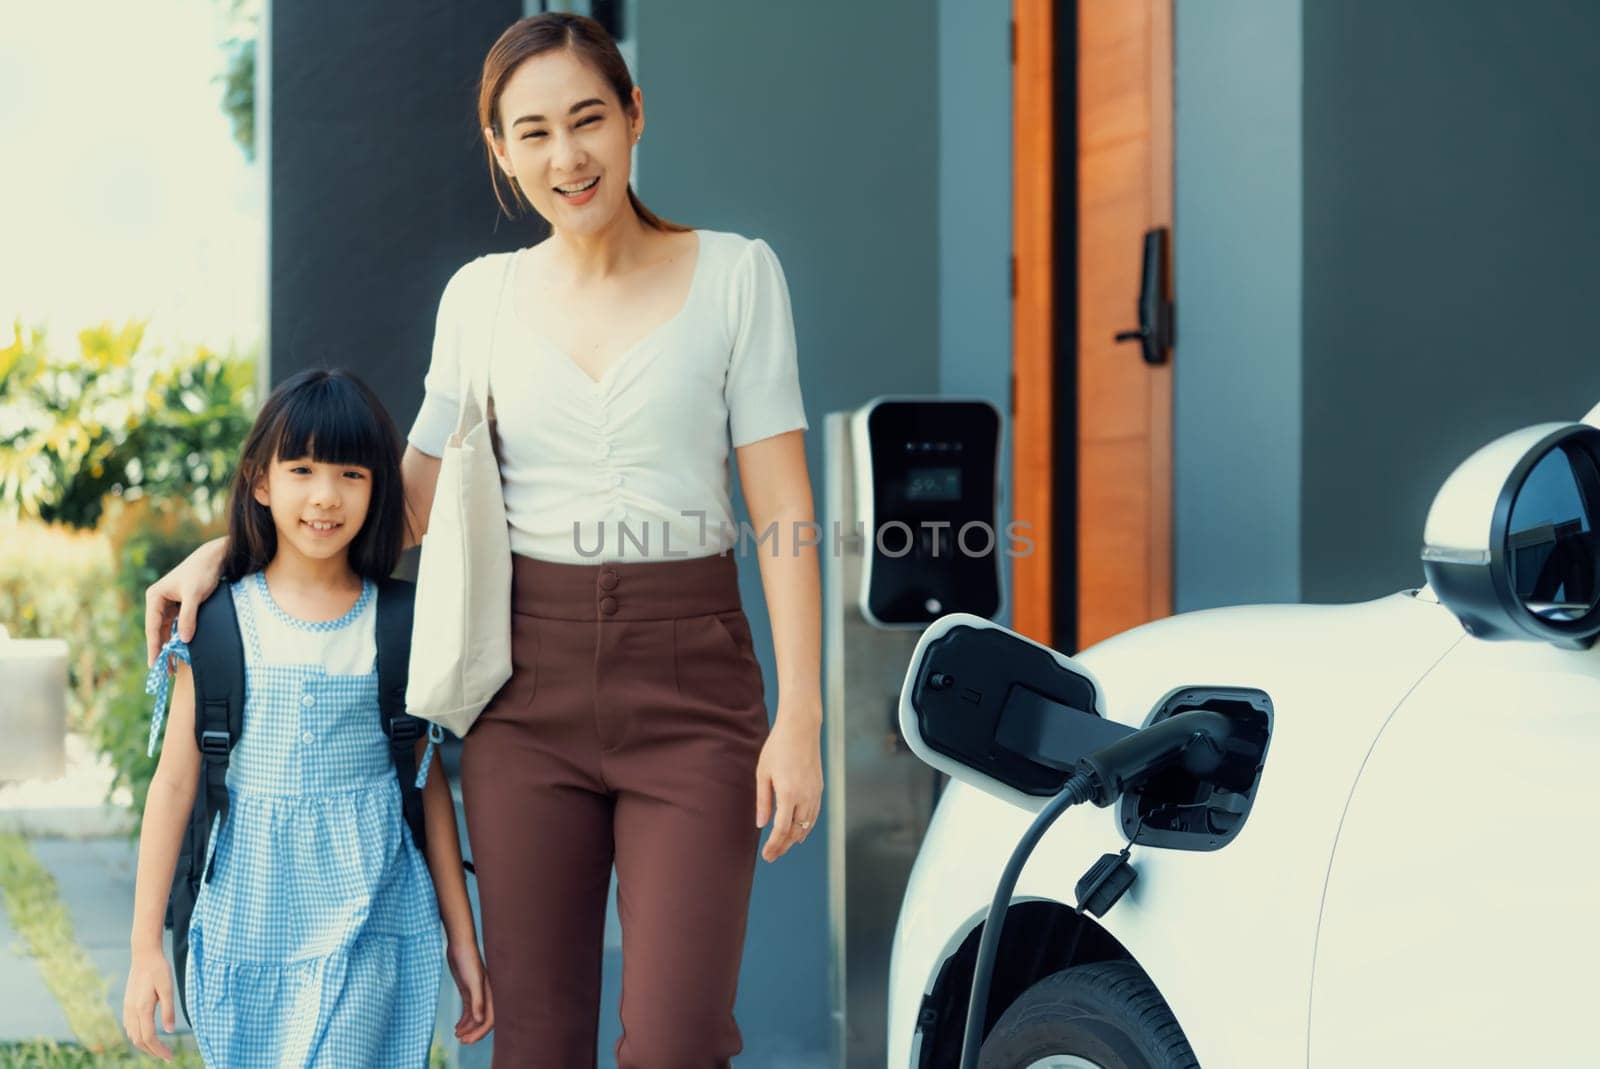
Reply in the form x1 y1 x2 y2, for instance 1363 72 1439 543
267 376 393 470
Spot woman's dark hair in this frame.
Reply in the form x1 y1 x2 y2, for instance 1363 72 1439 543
219 369 406 583
478 12 688 232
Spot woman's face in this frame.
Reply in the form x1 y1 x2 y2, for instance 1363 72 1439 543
488 48 643 236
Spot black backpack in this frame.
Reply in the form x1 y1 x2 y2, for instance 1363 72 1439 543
161 577 429 1024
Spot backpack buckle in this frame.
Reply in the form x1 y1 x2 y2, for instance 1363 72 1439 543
199 730 231 756
387 717 424 745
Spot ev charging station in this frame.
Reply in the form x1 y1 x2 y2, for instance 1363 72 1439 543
822 396 1003 1068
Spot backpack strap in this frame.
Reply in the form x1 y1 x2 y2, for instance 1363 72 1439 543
161 582 245 1027
376 578 430 858
187 586 246 882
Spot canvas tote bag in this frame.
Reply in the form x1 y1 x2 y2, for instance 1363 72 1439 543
407 256 517 737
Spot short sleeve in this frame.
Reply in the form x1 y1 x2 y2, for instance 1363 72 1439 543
406 260 479 458
724 238 809 448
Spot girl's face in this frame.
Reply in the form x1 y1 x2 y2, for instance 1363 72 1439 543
486 48 643 236
253 454 373 566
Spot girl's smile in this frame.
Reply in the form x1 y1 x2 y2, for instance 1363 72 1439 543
300 518 344 537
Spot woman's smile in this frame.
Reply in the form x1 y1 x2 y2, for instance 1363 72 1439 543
555 175 601 205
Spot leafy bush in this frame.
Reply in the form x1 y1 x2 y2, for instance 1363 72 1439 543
0 522 119 732
93 501 228 817
0 504 224 816
0 321 255 530
0 1041 203 1068
1 318 252 816
212 0 261 163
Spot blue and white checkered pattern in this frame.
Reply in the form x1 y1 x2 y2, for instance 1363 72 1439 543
150 575 443 1068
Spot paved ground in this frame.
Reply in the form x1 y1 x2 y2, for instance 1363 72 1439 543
0 889 75 1044
28 837 179 1040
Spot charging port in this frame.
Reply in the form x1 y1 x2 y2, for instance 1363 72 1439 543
1117 688 1273 851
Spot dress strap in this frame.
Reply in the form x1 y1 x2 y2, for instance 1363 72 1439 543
233 578 264 663
144 624 192 757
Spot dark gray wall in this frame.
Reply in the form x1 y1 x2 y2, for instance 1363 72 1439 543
637 0 939 1060
1301 0 1600 602
1173 0 1304 611
1175 0 1600 610
268 0 532 411
938 0 1014 626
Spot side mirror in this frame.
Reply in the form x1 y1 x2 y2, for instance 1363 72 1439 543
1423 422 1600 649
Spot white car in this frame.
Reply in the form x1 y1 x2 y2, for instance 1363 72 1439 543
888 403 1600 1068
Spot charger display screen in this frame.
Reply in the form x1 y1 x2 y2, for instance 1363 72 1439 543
906 467 962 502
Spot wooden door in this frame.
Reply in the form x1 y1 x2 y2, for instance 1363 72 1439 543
1012 0 1173 650
1011 0 1057 645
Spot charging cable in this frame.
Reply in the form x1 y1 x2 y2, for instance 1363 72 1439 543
957 709 1234 1069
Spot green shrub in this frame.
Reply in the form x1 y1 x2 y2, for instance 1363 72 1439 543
96 501 226 817
0 522 119 732
0 503 224 817
0 321 255 530
0 1040 202 1068
1 318 252 817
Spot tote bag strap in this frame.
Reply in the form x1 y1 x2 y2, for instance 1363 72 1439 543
457 253 518 438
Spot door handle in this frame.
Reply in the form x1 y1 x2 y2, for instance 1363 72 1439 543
1113 226 1174 366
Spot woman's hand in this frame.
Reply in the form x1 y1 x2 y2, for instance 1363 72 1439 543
144 538 227 667
755 704 824 862
447 938 495 1044
122 946 177 1061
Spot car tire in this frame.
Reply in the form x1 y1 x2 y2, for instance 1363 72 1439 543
978 961 1200 1069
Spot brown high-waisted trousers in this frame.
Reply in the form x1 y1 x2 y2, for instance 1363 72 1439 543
460 552 768 1068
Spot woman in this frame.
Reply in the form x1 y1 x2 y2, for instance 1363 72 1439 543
145 12 822 1067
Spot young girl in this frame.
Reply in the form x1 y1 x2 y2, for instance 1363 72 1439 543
122 369 493 1066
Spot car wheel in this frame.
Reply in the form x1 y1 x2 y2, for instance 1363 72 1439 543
978 961 1199 1069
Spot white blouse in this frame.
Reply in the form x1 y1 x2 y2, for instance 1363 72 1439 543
407 229 809 564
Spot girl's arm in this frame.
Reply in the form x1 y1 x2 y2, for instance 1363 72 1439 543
123 660 201 1061
734 428 825 864
415 741 494 1044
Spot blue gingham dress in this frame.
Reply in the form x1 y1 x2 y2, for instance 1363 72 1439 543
148 574 443 1068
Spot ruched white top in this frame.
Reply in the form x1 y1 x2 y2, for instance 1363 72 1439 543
407 229 809 563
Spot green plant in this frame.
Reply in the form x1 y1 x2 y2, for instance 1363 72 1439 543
92 501 227 819
0 321 255 530
213 0 260 163
0 1041 201 1068
0 504 223 813
0 521 119 732
1 318 252 814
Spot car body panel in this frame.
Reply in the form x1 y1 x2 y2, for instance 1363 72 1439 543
889 592 1466 1067
1309 634 1600 1065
